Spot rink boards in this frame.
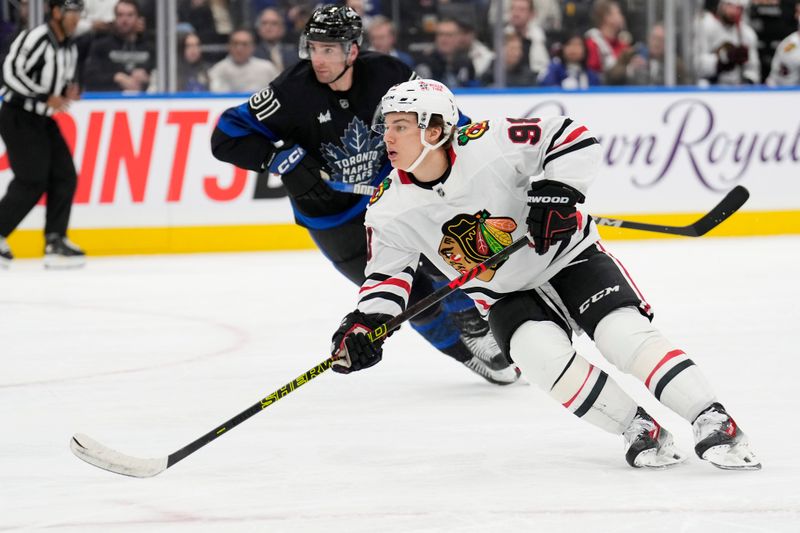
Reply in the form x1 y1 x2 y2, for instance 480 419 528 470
1 87 798 257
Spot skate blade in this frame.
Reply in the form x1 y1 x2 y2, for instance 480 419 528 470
633 447 688 469
44 256 86 270
702 442 762 471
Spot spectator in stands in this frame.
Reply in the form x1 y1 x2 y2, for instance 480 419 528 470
208 28 278 92
346 0 374 29
584 0 632 79
285 2 314 44
534 0 562 35
0 0 27 73
490 0 560 38
178 0 234 46
623 23 689 85
414 18 478 87
178 31 210 91
506 0 550 78
366 15 414 68
766 0 800 85
539 32 601 88
459 17 495 79
695 0 760 85
482 31 537 86
254 7 298 73
83 0 154 92
75 0 116 36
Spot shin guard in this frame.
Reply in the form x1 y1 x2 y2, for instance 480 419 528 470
510 321 637 434
594 307 717 421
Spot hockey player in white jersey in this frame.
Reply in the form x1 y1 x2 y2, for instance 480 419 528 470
695 0 761 85
329 78 761 470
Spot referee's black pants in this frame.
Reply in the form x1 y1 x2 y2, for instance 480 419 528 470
0 104 77 238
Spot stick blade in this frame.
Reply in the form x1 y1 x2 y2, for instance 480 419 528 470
688 185 749 236
70 433 167 478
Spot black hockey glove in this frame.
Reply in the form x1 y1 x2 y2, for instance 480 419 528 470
267 143 355 216
716 43 748 72
267 143 307 175
526 179 585 255
330 311 393 374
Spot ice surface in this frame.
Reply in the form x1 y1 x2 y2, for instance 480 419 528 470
1 236 798 532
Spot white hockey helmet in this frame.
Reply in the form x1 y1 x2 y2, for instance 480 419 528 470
378 78 458 134
375 79 459 173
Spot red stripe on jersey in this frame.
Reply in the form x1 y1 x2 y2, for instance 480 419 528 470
397 169 413 184
548 126 588 153
645 349 686 389
595 242 652 314
563 364 594 408
446 146 457 166
475 299 491 311
359 277 412 295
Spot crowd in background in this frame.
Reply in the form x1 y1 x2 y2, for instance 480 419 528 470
1 0 799 94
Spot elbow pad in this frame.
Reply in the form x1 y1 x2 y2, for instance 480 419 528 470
210 127 275 172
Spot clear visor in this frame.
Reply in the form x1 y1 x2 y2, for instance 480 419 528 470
370 109 389 135
299 36 351 60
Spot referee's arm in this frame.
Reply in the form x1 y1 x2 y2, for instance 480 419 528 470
3 28 53 102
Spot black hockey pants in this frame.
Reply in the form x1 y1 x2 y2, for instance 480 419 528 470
0 104 77 238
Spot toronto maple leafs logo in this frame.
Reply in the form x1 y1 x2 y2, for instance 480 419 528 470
320 118 385 184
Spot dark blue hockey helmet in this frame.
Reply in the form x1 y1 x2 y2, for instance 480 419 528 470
299 5 363 59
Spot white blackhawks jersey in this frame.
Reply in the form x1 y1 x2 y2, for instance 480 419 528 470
767 31 800 86
357 116 602 319
695 12 760 84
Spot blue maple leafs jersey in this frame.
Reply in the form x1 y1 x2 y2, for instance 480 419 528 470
249 51 414 195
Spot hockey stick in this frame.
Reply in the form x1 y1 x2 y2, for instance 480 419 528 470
592 186 750 237
70 186 749 477
331 181 750 238
69 235 532 478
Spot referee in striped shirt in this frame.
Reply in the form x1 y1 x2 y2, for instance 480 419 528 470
0 0 86 269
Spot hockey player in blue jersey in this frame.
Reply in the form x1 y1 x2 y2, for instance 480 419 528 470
211 5 520 385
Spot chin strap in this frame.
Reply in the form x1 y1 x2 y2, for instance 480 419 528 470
328 62 352 85
403 130 451 174
327 43 356 86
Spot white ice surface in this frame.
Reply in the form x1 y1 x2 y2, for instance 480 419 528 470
1 236 798 532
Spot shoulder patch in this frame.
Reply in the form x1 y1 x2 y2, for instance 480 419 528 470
457 121 490 146
368 177 392 205
784 42 796 53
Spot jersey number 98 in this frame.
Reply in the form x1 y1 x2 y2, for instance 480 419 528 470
506 118 542 146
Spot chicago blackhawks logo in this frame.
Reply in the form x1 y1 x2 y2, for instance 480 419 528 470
368 177 391 205
457 121 490 146
438 210 517 282
321 118 385 185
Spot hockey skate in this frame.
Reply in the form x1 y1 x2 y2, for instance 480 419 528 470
44 234 86 269
623 407 687 469
693 403 761 471
454 309 521 385
0 238 11 269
